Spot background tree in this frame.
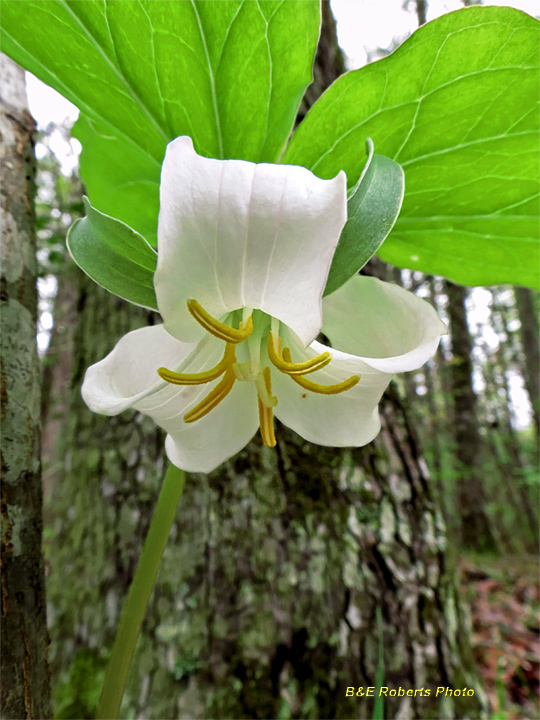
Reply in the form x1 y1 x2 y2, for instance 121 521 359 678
0 54 51 718
445 280 496 551
514 286 540 444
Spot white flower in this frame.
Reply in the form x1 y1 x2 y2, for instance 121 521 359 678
82 137 446 473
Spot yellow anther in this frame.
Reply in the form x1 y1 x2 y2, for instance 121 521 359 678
184 369 236 423
267 332 331 376
257 367 276 447
258 399 276 447
282 348 360 395
158 343 235 385
187 299 253 344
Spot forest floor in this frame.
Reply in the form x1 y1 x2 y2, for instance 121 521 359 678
461 555 539 720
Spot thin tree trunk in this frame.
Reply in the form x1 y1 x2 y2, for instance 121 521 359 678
491 290 538 544
0 54 51 718
416 1 428 27
424 278 443 480
445 281 496 551
514 286 540 444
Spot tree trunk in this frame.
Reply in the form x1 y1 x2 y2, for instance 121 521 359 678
0 54 52 718
46 273 171 717
47 4 487 718
444 281 496 552
514 286 540 444
490 290 538 546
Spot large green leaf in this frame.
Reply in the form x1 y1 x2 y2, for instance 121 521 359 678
67 198 158 310
1 0 320 163
324 140 405 297
73 115 161 244
284 7 540 288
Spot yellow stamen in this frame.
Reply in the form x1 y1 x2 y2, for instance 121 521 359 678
188 299 253 344
257 367 276 447
184 369 236 423
267 332 331 376
282 348 360 395
258 399 276 447
158 343 235 385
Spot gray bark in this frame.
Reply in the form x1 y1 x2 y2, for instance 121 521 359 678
0 54 51 718
514 286 540 444
416 0 428 26
445 281 496 551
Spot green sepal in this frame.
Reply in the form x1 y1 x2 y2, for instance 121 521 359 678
324 140 405 297
67 198 159 311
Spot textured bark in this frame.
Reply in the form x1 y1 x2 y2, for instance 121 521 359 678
46 5 487 718
416 0 428 26
514 286 540 443
424 279 443 480
298 0 345 120
445 281 496 551
47 274 167 717
0 54 51 718
490 290 538 546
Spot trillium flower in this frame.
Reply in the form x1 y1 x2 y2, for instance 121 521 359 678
82 136 446 473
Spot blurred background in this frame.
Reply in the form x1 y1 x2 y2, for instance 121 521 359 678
20 0 539 717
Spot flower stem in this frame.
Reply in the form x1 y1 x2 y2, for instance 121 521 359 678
96 463 186 719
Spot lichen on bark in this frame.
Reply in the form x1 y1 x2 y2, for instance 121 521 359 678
1 53 51 719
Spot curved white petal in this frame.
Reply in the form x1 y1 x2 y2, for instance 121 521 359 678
272 335 388 447
81 325 199 415
164 381 259 473
82 324 259 472
322 275 446 373
155 136 347 346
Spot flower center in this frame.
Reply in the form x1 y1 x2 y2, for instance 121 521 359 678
157 300 360 448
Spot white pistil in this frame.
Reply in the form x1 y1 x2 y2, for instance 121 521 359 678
271 316 280 353
233 361 256 382
255 373 277 409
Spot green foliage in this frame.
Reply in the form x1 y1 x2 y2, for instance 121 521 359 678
67 198 158 310
285 7 540 288
324 139 405 297
1 0 319 163
1 0 320 239
73 115 161 244
53 649 106 720
3 3 537 286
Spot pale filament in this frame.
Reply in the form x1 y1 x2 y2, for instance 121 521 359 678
257 367 276 447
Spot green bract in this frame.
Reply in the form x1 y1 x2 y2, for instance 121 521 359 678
324 139 405 297
67 198 158 311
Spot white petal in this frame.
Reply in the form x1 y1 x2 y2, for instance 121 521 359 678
155 136 347 346
322 275 446 373
164 381 259 473
81 325 199 415
272 336 387 447
82 323 259 472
